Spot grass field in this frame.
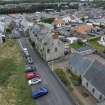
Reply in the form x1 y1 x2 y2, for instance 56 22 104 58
88 38 105 51
0 39 36 105
70 42 84 49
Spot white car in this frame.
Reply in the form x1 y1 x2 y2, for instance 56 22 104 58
23 48 28 52
28 78 42 85
23 48 30 57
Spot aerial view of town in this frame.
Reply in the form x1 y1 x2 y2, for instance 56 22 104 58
0 0 105 105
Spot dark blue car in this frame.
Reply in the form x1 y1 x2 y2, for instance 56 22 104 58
32 87 48 99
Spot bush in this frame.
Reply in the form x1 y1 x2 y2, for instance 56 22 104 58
41 18 54 24
6 28 12 34
55 69 71 86
67 69 81 86
81 91 89 97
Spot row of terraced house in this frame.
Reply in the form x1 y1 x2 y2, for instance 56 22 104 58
69 52 105 105
29 22 65 61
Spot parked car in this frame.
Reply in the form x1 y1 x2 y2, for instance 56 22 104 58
28 78 42 85
23 48 30 57
25 66 37 73
26 72 40 80
32 87 48 99
64 48 69 55
27 57 33 64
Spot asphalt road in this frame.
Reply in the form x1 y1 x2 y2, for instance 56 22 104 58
18 38 76 105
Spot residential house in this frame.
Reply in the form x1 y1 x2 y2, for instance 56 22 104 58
92 19 105 26
60 15 82 25
20 18 33 33
29 24 65 61
69 53 105 102
66 37 79 44
15 16 33 35
69 53 91 76
62 16 71 24
0 34 5 43
98 35 105 46
70 15 81 23
53 18 65 28
57 25 72 37
73 24 95 40
97 101 105 105
0 21 5 43
82 60 105 102
74 24 94 35
76 46 96 55
0 22 5 33
4 16 14 29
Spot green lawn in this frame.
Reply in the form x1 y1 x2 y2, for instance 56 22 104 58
0 39 36 105
88 38 105 51
70 42 84 49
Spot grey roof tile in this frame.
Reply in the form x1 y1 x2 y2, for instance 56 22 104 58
84 60 105 96
69 53 91 76
76 46 96 52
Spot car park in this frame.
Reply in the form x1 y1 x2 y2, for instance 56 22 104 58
28 78 42 85
27 57 33 64
32 87 48 99
25 66 37 73
26 72 40 80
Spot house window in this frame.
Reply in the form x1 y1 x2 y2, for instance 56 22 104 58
99 95 102 100
34 34 37 37
55 47 58 52
47 49 50 53
92 88 95 94
86 82 88 87
43 48 44 51
44 42 47 46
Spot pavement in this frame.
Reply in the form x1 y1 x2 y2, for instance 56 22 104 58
18 38 76 105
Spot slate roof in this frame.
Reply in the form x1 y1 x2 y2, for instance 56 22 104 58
69 53 91 76
76 46 96 52
31 25 40 34
97 101 105 105
84 60 105 96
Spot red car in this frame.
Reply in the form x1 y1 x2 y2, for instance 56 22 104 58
26 72 40 80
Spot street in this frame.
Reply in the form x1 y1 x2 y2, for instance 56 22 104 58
18 38 76 105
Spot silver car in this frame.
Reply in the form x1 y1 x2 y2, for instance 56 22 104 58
27 57 33 64
23 48 30 57
28 78 42 85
